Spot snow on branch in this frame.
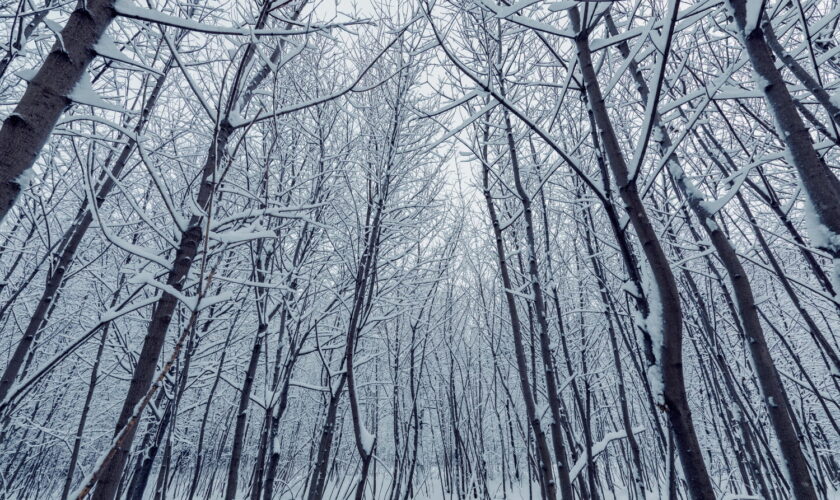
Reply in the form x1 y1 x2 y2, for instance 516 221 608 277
115 0 361 37
569 426 646 481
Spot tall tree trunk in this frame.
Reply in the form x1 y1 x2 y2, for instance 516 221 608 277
0 57 172 403
582 207 646 497
610 9 818 496
224 323 265 500
89 119 230 500
187 311 241 500
0 0 116 221
727 0 840 288
567 7 714 498
61 327 109 499
501 104 574 498
306 378 347 500
478 120 557 500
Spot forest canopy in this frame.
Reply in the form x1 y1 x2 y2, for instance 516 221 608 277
0 0 839 498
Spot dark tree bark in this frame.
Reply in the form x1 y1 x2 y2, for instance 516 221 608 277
501 106 574 499
0 0 116 221
0 58 172 404
224 322 265 500
609 10 818 496
567 7 715 498
89 118 232 500
478 120 557 500
727 0 840 278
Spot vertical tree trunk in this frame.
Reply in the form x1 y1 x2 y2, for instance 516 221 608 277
478 120 557 500
761 17 839 132
501 104 574 499
306 379 347 500
0 58 172 404
187 310 240 500
224 323 265 500
610 9 818 495
0 0 116 221
125 396 174 500
727 0 840 287
670 165 817 499
582 207 646 497
89 123 230 500
128 318 199 500
567 7 714 498
85 3 300 492
61 327 108 499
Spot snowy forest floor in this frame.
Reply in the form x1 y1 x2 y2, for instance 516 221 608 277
100 474 840 500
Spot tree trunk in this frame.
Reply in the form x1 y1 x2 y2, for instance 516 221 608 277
611 9 818 495
61 327 109 499
89 120 228 500
0 0 116 221
478 120 557 500
568 7 714 498
501 104 574 499
0 59 172 403
727 0 840 286
224 324 265 500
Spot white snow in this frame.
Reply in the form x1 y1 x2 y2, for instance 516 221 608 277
13 168 34 192
639 261 665 404
359 426 376 455
744 0 763 33
15 66 38 82
547 1 577 12
93 35 160 74
69 73 131 113
569 426 646 481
